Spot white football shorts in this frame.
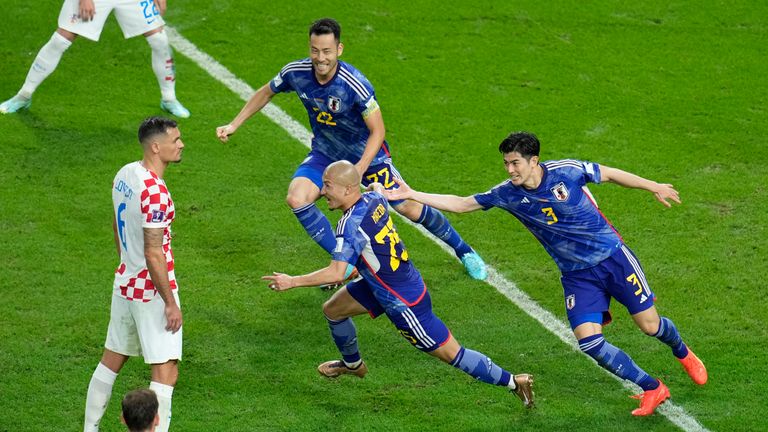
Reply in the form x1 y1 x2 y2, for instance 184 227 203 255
105 290 182 364
57 0 165 41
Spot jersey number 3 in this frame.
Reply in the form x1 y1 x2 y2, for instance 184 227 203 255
374 217 409 271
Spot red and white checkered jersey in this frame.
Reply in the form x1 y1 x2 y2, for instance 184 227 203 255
112 161 177 302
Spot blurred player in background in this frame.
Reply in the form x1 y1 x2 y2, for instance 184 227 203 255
263 161 534 408
84 117 184 432
218 17 487 282
0 0 190 118
386 131 708 416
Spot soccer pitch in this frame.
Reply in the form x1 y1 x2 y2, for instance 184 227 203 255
1 1 766 431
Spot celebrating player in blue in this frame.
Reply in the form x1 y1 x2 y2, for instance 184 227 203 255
385 131 708 416
217 18 486 282
262 161 534 408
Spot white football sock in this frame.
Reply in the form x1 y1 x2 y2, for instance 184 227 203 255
146 30 177 102
19 32 72 98
83 362 118 432
150 381 174 432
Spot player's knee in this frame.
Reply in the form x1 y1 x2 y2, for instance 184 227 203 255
394 200 422 221
639 320 660 336
285 193 313 209
322 300 341 321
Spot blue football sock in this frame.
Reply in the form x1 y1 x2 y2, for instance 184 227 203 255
417 205 472 257
654 316 689 359
326 316 361 365
579 334 658 391
293 203 336 254
450 347 512 386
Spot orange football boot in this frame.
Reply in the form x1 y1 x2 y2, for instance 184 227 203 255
631 380 670 416
678 349 708 385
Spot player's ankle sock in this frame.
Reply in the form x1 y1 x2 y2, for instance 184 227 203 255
450 346 512 386
20 32 72 96
146 30 177 102
416 205 472 257
84 362 118 432
326 316 361 365
150 381 174 432
293 203 336 254
654 316 689 359
579 334 658 391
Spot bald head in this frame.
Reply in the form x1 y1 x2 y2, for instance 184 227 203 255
324 160 361 187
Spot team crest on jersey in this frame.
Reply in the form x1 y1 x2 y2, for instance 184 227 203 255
566 294 576 310
328 96 342 113
550 182 570 201
151 210 165 223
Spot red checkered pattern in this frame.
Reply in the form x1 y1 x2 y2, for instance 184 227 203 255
113 164 177 302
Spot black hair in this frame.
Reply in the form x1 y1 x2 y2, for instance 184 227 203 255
498 131 540 159
138 117 177 145
121 389 158 432
309 18 341 42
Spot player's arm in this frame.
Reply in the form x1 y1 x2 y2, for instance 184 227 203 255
263 260 349 291
112 214 121 259
143 228 182 333
356 107 386 175
216 84 277 142
384 178 483 213
599 165 681 208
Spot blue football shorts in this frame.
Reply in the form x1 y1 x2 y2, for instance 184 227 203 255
292 150 408 206
346 279 450 352
561 244 656 329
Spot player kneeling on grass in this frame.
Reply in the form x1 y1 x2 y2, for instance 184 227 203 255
262 160 534 408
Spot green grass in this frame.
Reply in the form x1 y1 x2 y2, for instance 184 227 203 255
1 1 766 430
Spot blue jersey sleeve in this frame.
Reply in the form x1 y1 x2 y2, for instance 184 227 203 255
581 161 602 184
473 181 509 211
269 61 304 94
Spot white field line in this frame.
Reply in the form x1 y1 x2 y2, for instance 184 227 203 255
165 26 709 432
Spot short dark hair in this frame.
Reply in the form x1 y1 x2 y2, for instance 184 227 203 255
138 116 177 145
122 389 158 432
309 18 341 42
498 131 540 159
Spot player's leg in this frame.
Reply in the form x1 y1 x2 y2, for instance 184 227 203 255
85 293 139 432
615 245 709 385
363 161 487 280
289 155 336 254
137 291 183 432
431 335 534 408
0 28 75 114
150 361 178 432
144 27 189 118
317 282 371 378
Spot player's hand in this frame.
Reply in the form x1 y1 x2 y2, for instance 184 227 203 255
383 177 412 201
263 272 295 291
216 124 237 143
164 303 182 333
79 0 96 21
155 0 167 15
366 182 385 194
652 183 681 208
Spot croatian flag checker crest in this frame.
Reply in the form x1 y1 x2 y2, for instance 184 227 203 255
151 210 165 223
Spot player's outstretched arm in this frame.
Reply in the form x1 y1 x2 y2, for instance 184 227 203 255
216 84 276 143
356 108 386 176
263 260 349 291
384 178 483 213
600 165 681 208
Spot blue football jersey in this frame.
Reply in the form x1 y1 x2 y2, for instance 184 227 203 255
474 159 623 272
269 59 390 165
332 192 426 307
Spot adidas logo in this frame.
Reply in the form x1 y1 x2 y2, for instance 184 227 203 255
521 197 530 204
640 294 648 303
299 92 309 100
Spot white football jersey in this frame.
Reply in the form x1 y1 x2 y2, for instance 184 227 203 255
111 161 176 302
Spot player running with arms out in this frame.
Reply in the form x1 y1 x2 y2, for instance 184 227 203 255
84 117 184 432
218 17 487 282
385 131 707 416
262 161 534 408
1 0 190 118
